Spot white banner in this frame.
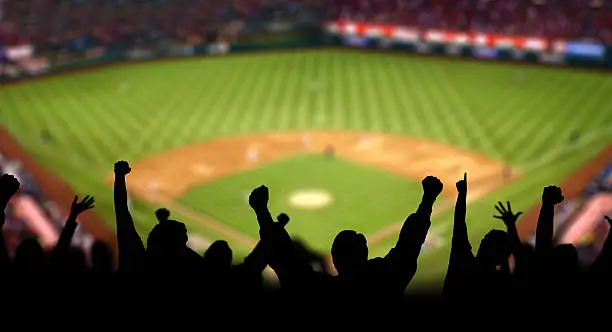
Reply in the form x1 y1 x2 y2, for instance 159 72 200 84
5 44 34 61
126 48 153 60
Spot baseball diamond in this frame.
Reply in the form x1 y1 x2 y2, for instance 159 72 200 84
2 49 611 285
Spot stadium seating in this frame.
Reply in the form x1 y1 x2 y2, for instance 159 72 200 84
329 0 612 41
2 0 612 50
0 0 323 49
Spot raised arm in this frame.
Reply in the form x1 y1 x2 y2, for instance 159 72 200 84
392 176 442 258
0 174 20 270
383 176 441 292
249 187 313 287
449 173 472 263
234 239 268 284
113 161 145 271
234 214 289 278
249 186 275 234
494 201 528 271
51 196 95 258
443 173 476 298
535 186 564 255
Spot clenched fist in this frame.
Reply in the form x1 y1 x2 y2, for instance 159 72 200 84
542 186 564 205
422 176 443 198
114 161 132 176
249 185 269 210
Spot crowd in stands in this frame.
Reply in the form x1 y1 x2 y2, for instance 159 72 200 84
0 0 323 53
1 161 611 314
331 0 612 42
0 154 93 255
2 0 612 56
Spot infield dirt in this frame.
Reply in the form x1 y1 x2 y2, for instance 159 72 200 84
125 131 516 200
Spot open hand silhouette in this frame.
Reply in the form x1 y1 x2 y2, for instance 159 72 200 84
494 201 522 226
71 195 95 216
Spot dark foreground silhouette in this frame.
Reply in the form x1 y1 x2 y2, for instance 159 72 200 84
0 160 611 318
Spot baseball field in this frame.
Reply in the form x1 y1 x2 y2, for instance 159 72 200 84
2 49 611 285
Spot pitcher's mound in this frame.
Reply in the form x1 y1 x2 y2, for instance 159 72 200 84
289 189 333 210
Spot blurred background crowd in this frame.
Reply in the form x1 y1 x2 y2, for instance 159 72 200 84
0 0 324 54
1 0 611 54
0 153 93 255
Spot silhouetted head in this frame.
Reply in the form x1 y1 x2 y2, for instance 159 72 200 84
155 208 170 223
14 237 44 271
331 230 368 276
476 230 511 267
147 219 188 253
91 241 113 273
203 240 233 270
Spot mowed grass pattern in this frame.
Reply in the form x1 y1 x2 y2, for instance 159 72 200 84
1 49 611 282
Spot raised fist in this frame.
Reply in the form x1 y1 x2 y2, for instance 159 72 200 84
0 174 20 204
456 173 467 194
422 176 443 198
249 185 269 210
542 186 564 205
114 161 131 176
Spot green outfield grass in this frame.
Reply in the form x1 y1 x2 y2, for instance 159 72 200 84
179 154 426 252
2 49 611 284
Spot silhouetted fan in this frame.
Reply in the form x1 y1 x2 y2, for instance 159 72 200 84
155 208 170 223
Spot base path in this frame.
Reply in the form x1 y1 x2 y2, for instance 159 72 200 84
121 131 518 249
